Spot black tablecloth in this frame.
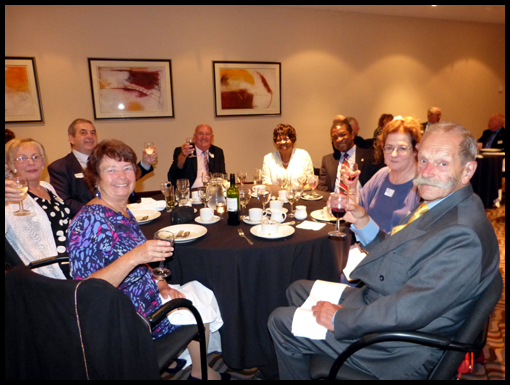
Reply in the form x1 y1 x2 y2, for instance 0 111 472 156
140 187 350 379
470 154 504 208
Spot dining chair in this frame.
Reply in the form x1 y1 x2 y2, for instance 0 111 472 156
309 270 502 380
5 263 208 380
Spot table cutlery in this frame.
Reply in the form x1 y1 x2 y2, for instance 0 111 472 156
138 215 149 221
237 229 254 245
175 230 190 239
310 216 334 226
281 221 296 226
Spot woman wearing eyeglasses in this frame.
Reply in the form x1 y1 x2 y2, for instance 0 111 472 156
357 117 422 234
5 138 71 278
261 123 314 186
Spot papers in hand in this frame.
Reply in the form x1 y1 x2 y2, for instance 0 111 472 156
343 245 368 281
291 280 348 340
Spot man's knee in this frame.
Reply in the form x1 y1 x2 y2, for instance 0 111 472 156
286 279 315 306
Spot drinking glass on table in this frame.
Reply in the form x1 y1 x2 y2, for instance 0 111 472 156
257 186 271 211
237 171 247 187
201 172 211 188
11 177 30 216
160 181 176 211
197 186 210 208
185 137 196 158
286 186 298 217
152 230 174 279
176 178 190 206
144 142 155 155
276 171 289 190
239 187 251 219
253 168 262 185
328 193 348 237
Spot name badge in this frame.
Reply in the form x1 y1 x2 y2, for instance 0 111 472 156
384 188 395 197
497 140 503 145
74 173 84 178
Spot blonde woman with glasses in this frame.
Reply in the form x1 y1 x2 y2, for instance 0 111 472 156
357 117 422 234
5 138 71 278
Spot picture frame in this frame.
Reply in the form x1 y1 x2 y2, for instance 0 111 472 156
213 61 281 117
88 58 174 120
5 57 44 123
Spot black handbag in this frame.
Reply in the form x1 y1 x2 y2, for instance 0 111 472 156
171 206 194 224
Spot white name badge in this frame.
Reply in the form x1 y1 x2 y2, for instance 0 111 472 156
384 188 395 197
74 173 84 178
497 140 503 145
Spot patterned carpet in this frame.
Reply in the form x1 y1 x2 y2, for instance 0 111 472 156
164 203 506 381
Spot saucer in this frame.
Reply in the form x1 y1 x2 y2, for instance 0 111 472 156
250 224 295 239
194 215 221 225
242 217 262 225
192 200 203 205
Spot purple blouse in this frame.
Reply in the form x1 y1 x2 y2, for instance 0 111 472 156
67 204 178 339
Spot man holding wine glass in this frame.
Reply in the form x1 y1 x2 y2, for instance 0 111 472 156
269 123 500 380
167 124 226 188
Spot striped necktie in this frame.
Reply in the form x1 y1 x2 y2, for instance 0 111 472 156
202 150 209 174
391 202 429 235
339 153 349 194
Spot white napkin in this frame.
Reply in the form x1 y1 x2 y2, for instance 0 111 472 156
159 280 223 333
291 280 348 340
296 220 326 231
343 245 368 281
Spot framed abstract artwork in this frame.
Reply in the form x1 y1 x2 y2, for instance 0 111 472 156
5 57 44 123
213 61 281 117
88 58 174 120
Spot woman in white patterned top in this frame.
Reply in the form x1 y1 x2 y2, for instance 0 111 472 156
262 124 314 186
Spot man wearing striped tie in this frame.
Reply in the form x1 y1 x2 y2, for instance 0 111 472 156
167 124 226 188
269 122 500 380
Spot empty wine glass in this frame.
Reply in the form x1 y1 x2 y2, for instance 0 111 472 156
185 137 196 158
197 186 210 208
237 171 247 187
286 186 297 217
201 172 211 188
276 171 289 190
257 186 271 211
152 230 174 279
12 176 31 216
239 188 250 219
328 193 348 237
176 179 190 206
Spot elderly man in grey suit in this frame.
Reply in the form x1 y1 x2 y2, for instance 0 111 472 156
268 122 500 380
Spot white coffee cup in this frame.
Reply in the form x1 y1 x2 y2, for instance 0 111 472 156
261 219 280 236
192 190 200 203
248 208 264 223
278 190 287 202
270 200 283 211
200 207 214 221
295 205 307 220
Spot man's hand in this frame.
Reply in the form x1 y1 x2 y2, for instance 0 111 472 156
312 301 343 332
141 146 158 165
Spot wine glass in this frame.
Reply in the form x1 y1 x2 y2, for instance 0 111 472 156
307 174 319 198
237 171 247 187
276 171 289 190
12 177 31 216
152 230 174 279
239 188 250 219
201 172 211 188
341 163 359 199
197 187 210 208
257 186 271 211
144 142 155 155
286 186 297 217
185 137 196 158
176 179 190 206
328 193 348 237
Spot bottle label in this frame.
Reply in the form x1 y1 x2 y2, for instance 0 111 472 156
227 197 238 212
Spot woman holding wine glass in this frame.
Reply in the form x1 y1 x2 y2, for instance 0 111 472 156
5 138 72 279
67 139 227 380
261 123 314 186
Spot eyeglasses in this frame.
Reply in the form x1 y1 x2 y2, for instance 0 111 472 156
276 137 291 143
383 145 412 154
15 154 44 163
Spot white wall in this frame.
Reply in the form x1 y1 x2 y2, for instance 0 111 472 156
5 5 505 192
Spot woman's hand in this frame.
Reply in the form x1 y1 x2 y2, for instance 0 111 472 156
157 280 186 300
132 240 174 265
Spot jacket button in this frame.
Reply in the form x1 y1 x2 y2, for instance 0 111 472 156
379 275 384 281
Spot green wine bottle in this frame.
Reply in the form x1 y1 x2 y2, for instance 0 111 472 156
227 173 240 226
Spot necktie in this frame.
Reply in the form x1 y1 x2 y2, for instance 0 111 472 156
202 150 209 174
485 131 497 148
339 153 349 194
391 202 429 235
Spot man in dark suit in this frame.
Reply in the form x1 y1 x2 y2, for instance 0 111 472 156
48 119 156 217
420 106 442 134
478 113 505 150
268 123 500 380
317 119 382 192
167 124 226 187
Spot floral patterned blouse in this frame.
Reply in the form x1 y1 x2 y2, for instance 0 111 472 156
67 204 178 339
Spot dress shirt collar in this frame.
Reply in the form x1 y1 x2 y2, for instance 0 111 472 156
72 149 89 169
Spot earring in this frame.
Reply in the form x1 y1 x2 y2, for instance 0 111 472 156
95 186 101 199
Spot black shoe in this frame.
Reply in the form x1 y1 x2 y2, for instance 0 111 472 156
167 358 186 373
187 372 232 380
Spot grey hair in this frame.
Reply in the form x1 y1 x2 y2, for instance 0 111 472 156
68 118 94 137
421 122 477 166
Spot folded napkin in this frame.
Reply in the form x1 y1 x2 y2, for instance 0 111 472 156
159 280 224 333
129 198 166 211
296 220 326 231
343 245 368 281
291 280 348 340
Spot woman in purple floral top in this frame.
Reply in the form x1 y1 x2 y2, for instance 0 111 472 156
67 140 227 380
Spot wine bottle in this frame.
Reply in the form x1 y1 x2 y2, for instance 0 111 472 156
227 173 240 226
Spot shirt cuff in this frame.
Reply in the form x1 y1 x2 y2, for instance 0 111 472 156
139 160 151 170
350 217 380 246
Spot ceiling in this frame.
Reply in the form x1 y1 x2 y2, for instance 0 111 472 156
269 5 505 24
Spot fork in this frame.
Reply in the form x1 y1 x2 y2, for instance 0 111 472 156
237 229 254 245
